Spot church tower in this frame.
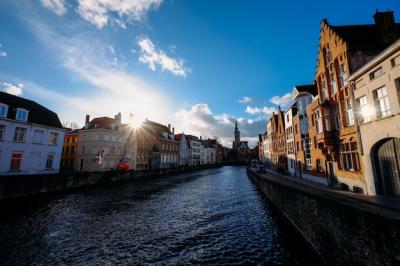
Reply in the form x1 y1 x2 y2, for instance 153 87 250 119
234 121 240 146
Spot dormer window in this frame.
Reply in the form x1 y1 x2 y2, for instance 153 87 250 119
0 103 8 118
15 108 29 121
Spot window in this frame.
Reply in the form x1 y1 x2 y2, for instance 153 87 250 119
333 105 340 130
46 153 55 169
395 78 400 107
356 96 370 124
316 159 322 172
314 110 323 133
324 108 331 131
339 142 360 171
33 130 44 144
391 55 400 67
330 73 337 94
369 67 384 80
321 83 328 100
0 104 8 117
339 64 347 87
374 87 390 118
0 124 5 140
10 152 22 171
344 99 354 126
306 159 312 170
49 132 58 145
15 108 29 121
13 127 26 142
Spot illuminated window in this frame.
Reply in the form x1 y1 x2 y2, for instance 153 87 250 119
356 96 370 124
10 152 22 171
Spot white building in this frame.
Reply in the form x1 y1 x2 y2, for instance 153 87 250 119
186 135 201 166
264 120 273 168
284 103 297 177
0 92 65 175
175 133 189 166
349 39 400 197
75 114 136 172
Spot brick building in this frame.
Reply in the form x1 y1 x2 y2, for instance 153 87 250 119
61 130 79 171
270 107 287 171
307 11 400 191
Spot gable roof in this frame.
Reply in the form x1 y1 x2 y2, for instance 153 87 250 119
332 23 400 51
0 92 63 128
293 84 317 98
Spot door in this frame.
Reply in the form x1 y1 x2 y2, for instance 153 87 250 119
374 138 400 198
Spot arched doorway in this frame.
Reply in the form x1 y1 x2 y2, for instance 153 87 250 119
372 138 400 198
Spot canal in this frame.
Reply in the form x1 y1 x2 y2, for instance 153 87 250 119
0 166 316 265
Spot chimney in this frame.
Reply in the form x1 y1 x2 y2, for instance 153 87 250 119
85 114 90 128
374 11 398 44
200 136 202 140
115 112 122 123
168 124 171 131
172 127 175 134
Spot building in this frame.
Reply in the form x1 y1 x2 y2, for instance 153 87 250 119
0 92 65 175
307 11 400 190
135 120 178 170
349 39 400 198
232 122 251 163
175 133 189 166
284 103 297 176
185 135 201 166
156 124 179 169
200 139 216 165
75 113 136 172
264 120 273 168
61 130 79 171
271 107 287 171
291 84 322 183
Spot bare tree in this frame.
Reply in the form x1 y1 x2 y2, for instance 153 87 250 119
62 121 79 130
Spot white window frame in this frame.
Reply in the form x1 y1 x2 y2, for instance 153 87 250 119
356 96 370 124
15 108 29 122
49 132 58 145
344 99 354 126
13 127 26 142
46 153 55 169
374 87 391 118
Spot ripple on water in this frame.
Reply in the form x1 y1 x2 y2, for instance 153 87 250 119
0 166 314 265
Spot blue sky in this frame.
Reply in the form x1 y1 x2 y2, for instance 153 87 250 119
0 0 399 146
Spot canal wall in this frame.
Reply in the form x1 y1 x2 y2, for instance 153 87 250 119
0 164 224 201
247 168 400 266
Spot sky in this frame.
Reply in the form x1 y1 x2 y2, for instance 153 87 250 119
0 0 399 147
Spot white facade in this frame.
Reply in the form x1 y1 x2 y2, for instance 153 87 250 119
200 142 206 165
285 106 296 177
75 127 136 172
188 139 201 166
264 120 272 168
0 116 64 175
349 40 400 196
177 134 189 166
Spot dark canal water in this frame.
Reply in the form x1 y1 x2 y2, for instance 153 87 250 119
0 166 315 265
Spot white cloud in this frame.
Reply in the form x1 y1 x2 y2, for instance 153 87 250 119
270 92 292 106
245 106 276 115
40 0 67 16
20 15 173 126
0 44 7 57
138 36 190 77
238 96 252 104
76 0 163 29
173 103 265 148
2 82 24 96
